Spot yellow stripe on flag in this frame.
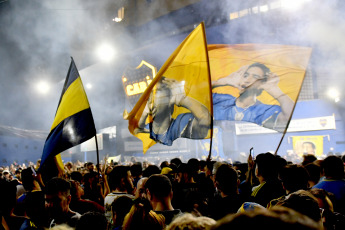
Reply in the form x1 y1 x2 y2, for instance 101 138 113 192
51 77 90 131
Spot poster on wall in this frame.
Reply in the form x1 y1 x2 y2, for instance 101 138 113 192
292 136 324 157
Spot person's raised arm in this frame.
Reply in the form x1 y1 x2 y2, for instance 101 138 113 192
212 65 248 89
260 72 294 126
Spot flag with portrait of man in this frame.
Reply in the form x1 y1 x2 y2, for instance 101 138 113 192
210 44 312 132
124 22 213 153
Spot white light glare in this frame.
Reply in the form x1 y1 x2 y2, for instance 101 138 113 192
112 17 122 22
36 81 50 94
327 88 340 103
281 0 311 11
96 44 116 62
86 83 92 89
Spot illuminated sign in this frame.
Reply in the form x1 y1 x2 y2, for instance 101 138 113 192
125 76 152 96
122 60 157 97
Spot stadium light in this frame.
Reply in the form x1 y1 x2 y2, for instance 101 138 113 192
96 43 116 62
86 83 92 89
327 88 340 103
281 0 312 11
36 81 50 94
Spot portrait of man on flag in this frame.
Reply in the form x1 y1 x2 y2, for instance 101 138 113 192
209 44 312 132
134 76 211 146
124 22 213 153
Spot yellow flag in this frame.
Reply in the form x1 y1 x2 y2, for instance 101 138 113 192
124 23 212 153
210 44 312 132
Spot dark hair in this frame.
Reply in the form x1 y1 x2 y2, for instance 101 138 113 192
322 156 344 180
215 164 238 195
70 171 83 183
276 190 321 222
44 177 71 196
24 191 47 225
279 164 309 192
130 163 143 178
76 211 108 230
21 168 35 191
255 152 280 180
304 163 321 185
170 158 182 168
108 165 130 191
111 196 134 227
248 63 270 78
212 206 321 230
145 174 172 198
302 154 317 166
143 165 161 178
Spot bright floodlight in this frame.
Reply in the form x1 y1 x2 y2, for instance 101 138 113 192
37 81 50 94
86 83 92 89
281 0 311 11
96 43 115 62
327 88 340 102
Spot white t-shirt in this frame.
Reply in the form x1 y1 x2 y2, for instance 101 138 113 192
104 192 135 222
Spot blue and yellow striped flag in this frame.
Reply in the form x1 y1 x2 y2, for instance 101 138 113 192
39 58 96 174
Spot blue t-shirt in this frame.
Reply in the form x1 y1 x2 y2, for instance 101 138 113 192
150 113 195 146
313 179 345 201
213 93 281 127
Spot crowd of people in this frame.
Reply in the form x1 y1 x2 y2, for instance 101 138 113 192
1 152 345 230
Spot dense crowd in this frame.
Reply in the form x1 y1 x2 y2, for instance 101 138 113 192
1 153 345 230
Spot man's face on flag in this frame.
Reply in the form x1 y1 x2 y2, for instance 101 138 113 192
239 66 266 95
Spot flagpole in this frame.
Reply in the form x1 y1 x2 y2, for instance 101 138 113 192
201 21 214 162
94 134 100 175
275 69 309 155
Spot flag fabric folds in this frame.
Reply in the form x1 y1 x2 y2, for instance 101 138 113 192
39 58 96 174
209 44 312 133
124 22 213 153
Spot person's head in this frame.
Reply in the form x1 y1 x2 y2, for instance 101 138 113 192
135 177 148 199
143 165 161 178
239 63 270 96
65 162 73 169
160 161 170 170
165 213 216 230
122 198 166 230
274 190 321 223
108 165 134 193
304 163 321 187
302 142 316 155
85 162 94 172
170 158 182 168
70 180 84 199
76 211 108 230
21 167 37 191
70 171 83 183
130 162 143 179
302 154 317 166
278 164 309 193
145 174 172 202
111 196 133 228
255 152 280 181
44 177 72 218
211 206 321 230
309 188 334 213
321 155 344 180
24 191 48 226
214 163 239 196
